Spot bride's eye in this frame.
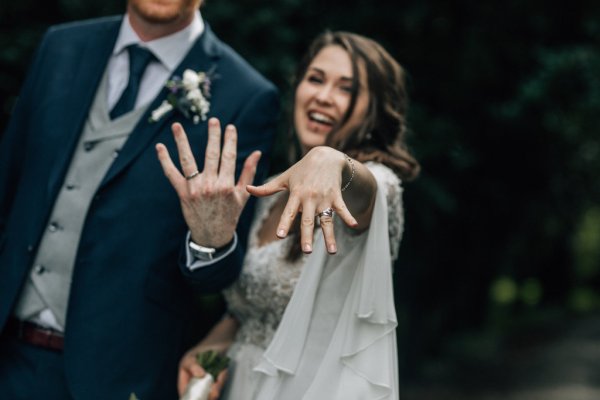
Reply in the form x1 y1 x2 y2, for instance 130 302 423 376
306 74 324 84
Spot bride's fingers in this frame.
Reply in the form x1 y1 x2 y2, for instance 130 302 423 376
247 173 287 197
276 195 301 238
177 358 205 395
318 207 337 254
300 202 317 253
171 122 199 180
208 370 228 400
190 363 206 378
332 196 358 228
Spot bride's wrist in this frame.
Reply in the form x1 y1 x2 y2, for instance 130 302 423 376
340 153 355 192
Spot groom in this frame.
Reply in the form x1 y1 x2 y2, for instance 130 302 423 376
0 0 278 399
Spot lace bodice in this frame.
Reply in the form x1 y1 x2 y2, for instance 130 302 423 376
222 162 403 349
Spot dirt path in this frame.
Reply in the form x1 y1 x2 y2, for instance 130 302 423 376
402 314 600 400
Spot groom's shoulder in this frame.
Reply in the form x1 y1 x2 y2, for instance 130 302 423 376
208 29 276 94
44 15 122 42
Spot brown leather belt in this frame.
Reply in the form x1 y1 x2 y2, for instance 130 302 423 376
5 318 64 351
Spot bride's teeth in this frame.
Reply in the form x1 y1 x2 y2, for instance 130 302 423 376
309 112 333 124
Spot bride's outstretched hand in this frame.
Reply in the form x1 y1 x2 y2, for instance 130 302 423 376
156 118 261 248
247 146 358 255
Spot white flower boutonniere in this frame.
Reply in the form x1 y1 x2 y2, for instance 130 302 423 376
150 68 213 124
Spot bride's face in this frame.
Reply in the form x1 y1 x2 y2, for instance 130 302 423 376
294 45 369 154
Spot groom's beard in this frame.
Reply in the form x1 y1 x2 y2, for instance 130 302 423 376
128 0 200 25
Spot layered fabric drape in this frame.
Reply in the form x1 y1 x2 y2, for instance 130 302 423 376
254 181 399 400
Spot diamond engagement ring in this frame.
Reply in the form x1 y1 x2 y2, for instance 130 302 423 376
318 207 334 218
185 170 200 180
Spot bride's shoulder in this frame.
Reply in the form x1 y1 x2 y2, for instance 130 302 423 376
364 161 402 198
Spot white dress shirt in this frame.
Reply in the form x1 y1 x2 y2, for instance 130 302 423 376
106 10 205 111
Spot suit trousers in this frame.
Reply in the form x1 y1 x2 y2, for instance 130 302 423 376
0 333 72 400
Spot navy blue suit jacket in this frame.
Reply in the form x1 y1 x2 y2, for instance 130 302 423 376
0 16 278 399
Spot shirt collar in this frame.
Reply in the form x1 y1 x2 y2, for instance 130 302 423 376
113 10 204 71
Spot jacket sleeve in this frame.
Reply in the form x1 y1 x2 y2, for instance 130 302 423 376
0 30 50 244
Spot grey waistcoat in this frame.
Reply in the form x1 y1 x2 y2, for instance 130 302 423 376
13 70 151 328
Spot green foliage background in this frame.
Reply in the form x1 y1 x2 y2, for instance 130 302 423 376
2 0 599 385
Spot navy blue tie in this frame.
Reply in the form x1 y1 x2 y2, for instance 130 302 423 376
110 45 155 120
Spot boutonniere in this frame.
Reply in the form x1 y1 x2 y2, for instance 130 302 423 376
149 68 214 124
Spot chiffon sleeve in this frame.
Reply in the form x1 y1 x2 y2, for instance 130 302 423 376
366 162 404 261
252 162 401 400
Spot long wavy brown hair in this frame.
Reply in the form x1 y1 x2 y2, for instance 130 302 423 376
286 31 420 261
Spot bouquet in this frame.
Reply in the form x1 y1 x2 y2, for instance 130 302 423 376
180 350 230 400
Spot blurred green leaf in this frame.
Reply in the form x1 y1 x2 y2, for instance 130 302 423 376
573 207 600 280
520 279 543 307
569 287 600 313
490 277 518 305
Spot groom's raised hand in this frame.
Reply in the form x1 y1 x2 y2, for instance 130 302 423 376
156 118 261 248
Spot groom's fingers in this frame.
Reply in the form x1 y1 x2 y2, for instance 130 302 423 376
236 150 262 191
156 143 186 197
218 124 238 186
171 122 199 180
203 117 222 178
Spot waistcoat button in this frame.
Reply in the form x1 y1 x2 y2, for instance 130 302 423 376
33 264 46 275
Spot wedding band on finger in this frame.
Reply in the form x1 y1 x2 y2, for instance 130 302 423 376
318 207 334 218
185 170 200 180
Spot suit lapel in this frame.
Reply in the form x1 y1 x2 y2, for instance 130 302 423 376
47 20 121 197
99 24 222 188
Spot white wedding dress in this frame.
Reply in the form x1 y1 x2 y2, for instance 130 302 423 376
221 162 404 400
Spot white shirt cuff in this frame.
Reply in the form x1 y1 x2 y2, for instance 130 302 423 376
185 231 238 271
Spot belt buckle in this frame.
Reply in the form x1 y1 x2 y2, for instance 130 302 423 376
38 324 54 339
14 319 64 351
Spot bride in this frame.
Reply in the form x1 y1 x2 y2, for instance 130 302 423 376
161 31 420 400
